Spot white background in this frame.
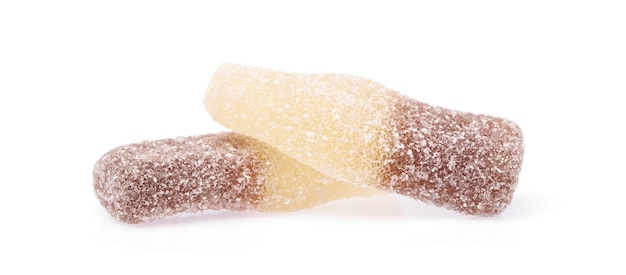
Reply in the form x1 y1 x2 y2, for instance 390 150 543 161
1 0 624 273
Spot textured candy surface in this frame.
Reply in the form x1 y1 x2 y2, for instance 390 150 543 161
94 132 378 223
205 64 524 216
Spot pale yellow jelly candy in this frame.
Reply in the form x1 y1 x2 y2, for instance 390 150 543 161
94 132 380 223
205 64 524 216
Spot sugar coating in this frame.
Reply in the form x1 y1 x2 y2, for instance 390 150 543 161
383 96 524 215
94 132 378 223
205 64 525 216
206 63 396 186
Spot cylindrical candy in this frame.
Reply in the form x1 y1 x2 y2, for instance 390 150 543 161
205 64 524 216
94 132 379 223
